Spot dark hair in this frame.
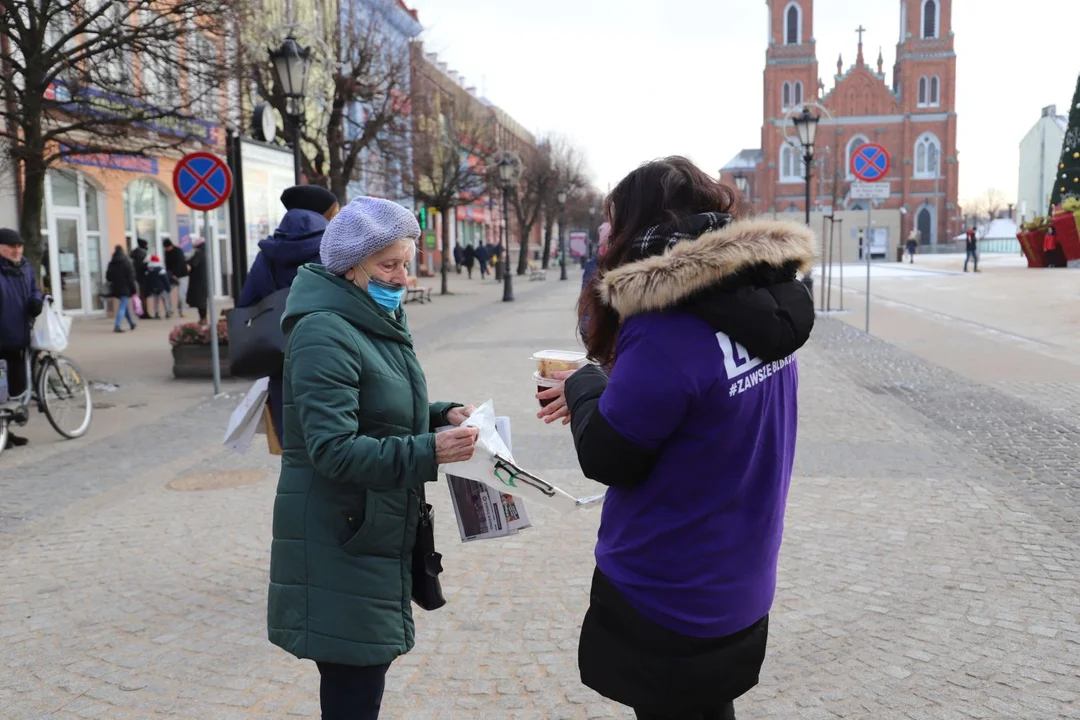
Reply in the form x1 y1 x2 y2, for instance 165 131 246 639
577 156 737 366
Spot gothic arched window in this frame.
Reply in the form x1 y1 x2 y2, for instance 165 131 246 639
922 0 938 39
782 82 791 109
929 75 940 106
785 2 801 45
918 76 927 106
914 132 941 178
779 143 806 182
794 81 803 106
846 134 870 179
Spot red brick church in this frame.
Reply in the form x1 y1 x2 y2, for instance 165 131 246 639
721 0 959 246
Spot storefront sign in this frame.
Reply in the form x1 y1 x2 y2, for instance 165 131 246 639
48 81 220 144
60 145 158 174
424 231 436 250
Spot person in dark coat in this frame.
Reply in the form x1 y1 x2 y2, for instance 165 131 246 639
130 238 150 317
237 184 338 449
267 196 478 720
163 239 189 318
453 243 464 274
185 238 209 324
475 242 490 278
462 243 476 279
105 245 138 333
538 158 816 720
0 229 44 448
145 255 172 319
964 227 979 272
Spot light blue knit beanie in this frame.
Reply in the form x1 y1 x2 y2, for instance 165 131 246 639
320 197 421 275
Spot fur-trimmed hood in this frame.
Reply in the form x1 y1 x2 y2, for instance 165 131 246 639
600 218 816 318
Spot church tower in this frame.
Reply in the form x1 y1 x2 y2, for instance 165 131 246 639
761 0 820 214
893 0 958 244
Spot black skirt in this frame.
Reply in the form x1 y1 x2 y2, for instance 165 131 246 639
578 568 768 715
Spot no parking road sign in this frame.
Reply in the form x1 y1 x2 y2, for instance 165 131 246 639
173 151 233 211
850 143 890 183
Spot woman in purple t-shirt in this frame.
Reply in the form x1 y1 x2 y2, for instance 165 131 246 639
539 157 816 719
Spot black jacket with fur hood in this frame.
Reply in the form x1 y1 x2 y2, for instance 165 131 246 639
566 217 817 490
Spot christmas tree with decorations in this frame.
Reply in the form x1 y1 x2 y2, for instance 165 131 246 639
1050 72 1080 211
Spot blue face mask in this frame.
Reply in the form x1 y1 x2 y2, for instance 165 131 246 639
365 275 407 312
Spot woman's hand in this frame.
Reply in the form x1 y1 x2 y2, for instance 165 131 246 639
436 426 479 464
446 405 476 427
536 370 578 425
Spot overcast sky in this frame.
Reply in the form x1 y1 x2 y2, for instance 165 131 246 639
408 0 1076 207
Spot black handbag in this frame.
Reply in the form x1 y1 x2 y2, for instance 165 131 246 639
411 485 446 611
226 286 290 379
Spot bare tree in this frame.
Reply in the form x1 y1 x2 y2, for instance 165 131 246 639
411 93 493 295
512 141 553 275
0 0 233 269
969 188 1008 239
241 3 412 201
540 135 589 269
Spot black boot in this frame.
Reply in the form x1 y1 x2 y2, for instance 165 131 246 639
5 434 28 448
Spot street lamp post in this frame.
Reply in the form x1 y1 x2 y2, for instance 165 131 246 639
496 152 521 302
557 188 568 281
269 36 312 185
792 106 820 226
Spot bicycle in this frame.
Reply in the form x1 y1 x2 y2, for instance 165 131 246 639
0 309 93 456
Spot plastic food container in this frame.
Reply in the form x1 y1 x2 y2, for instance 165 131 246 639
532 350 588 380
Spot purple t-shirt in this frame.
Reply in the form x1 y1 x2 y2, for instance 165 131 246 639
595 311 799 639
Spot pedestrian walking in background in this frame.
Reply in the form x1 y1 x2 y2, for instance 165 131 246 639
130 238 150 317
163 239 188 318
453 244 464 274
237 184 338 450
462 243 476 279
105 245 138 334
1044 226 1064 268
906 230 918 264
145 255 172 319
964 227 979 272
0 228 44 448
582 221 611 291
537 157 815 720
186 237 209 324
475 242 490 278
266 196 479 720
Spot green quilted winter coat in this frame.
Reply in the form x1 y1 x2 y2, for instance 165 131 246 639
267 264 459 667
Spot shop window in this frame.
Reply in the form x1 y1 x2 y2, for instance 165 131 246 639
50 169 80 207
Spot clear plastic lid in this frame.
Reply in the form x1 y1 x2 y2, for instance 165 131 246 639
531 350 588 364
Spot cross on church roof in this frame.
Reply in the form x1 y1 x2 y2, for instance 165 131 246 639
856 25 866 46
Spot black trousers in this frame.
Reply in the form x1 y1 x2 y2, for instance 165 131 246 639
0 348 28 397
317 661 391 720
636 704 736 720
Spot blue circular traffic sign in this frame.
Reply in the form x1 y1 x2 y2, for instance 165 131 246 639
850 143 891 182
173 151 233 211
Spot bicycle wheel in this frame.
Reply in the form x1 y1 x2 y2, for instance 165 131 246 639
39 355 93 439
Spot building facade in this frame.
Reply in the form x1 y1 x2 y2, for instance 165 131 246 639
722 0 960 247
1017 105 1067 223
30 32 230 315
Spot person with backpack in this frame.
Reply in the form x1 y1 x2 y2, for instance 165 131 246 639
237 184 339 448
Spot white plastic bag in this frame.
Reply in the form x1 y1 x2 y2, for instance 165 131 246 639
223 378 269 453
440 400 603 512
30 298 72 352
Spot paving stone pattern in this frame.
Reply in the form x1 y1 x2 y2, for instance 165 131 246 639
1 280 1079 719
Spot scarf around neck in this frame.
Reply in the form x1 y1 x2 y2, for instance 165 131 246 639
627 212 731 263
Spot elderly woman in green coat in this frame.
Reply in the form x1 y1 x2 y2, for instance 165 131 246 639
267 197 479 720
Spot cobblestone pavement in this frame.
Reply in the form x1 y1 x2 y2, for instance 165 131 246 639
2 277 1080 719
